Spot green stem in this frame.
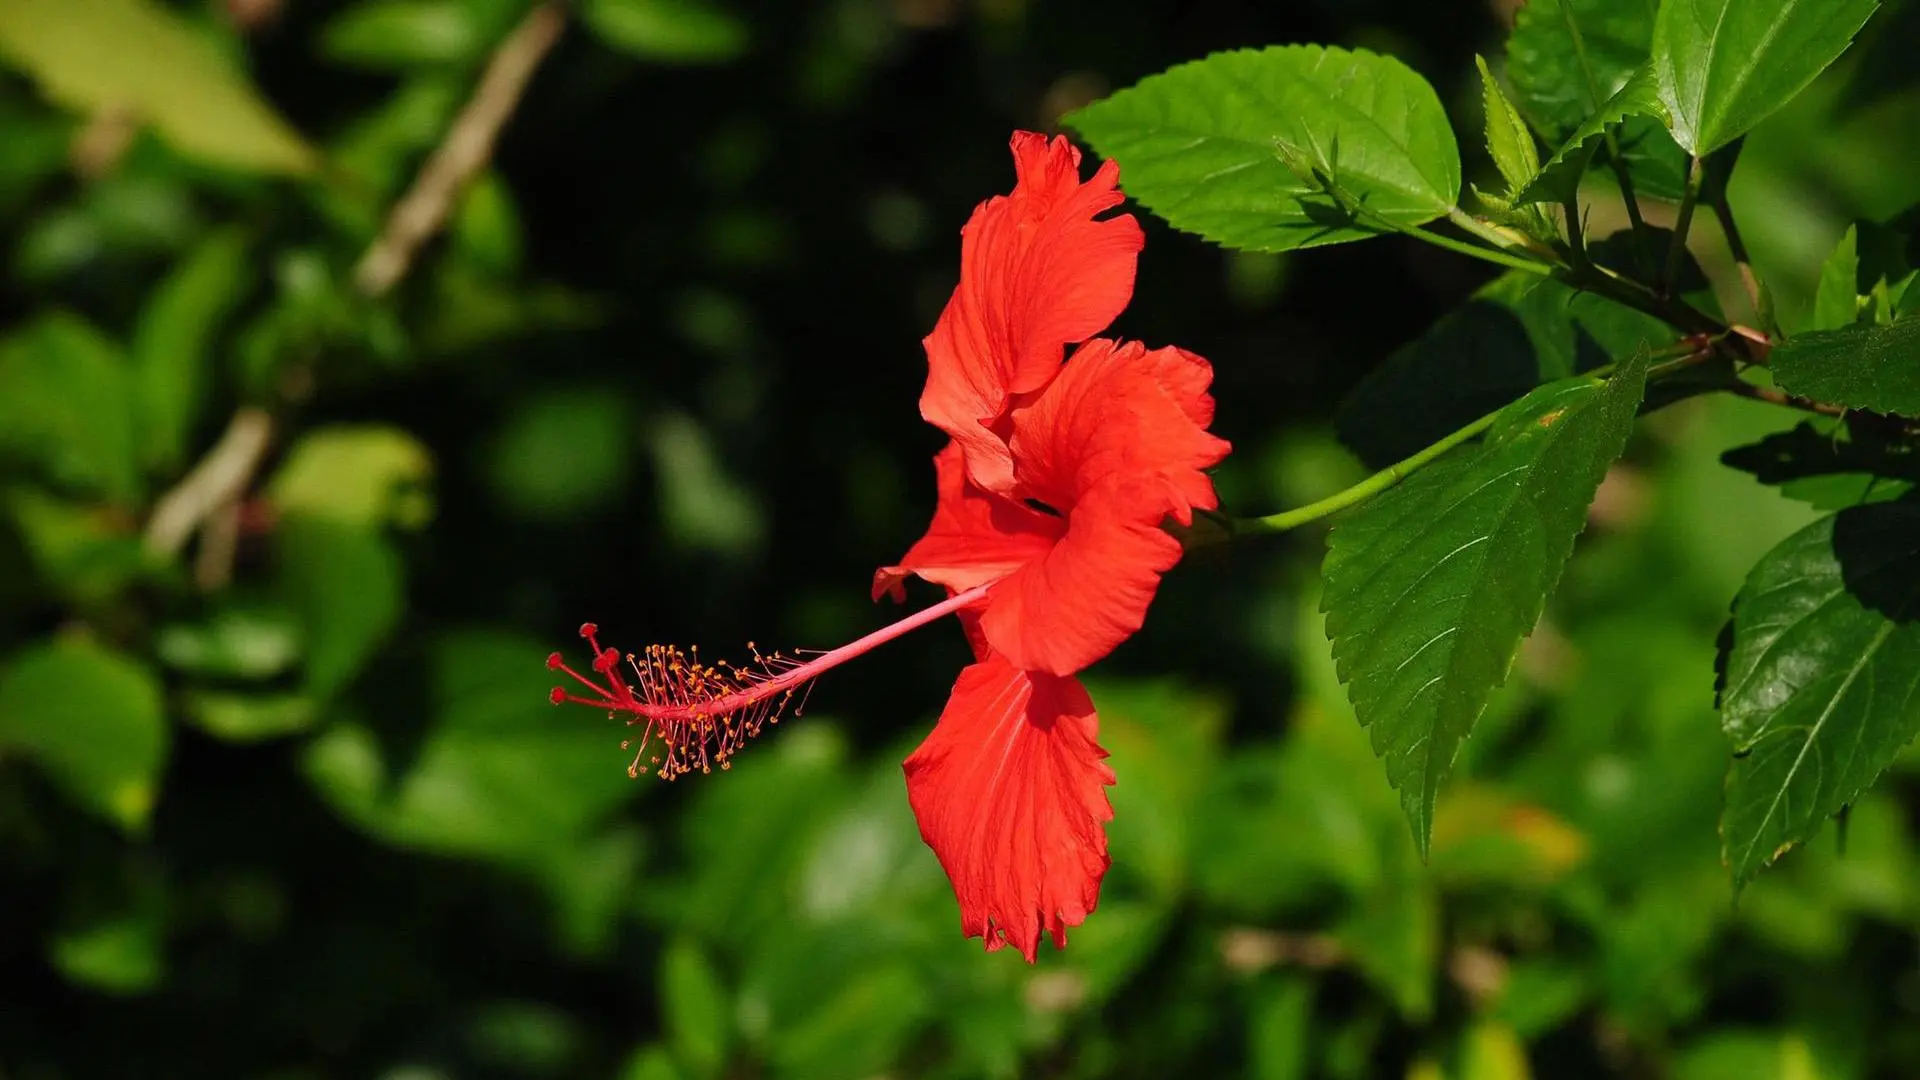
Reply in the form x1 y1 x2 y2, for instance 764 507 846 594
1231 409 1500 538
1664 156 1705 297
1224 346 1717 541
1402 221 1554 275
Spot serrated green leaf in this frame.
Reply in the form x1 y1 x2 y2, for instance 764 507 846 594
1337 271 1673 467
1513 67 1665 205
1813 225 1863 330
1477 56 1543 196
277 515 404 698
580 0 748 65
1652 0 1881 156
0 0 315 174
1718 500 1920 884
0 640 167 831
1322 351 1651 854
1067 45 1460 252
132 229 252 474
0 314 139 503
1770 316 1920 416
1508 0 1657 140
1505 0 1691 202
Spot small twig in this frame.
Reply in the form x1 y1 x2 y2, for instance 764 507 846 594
352 1 567 297
1720 380 1848 417
193 502 242 591
144 408 276 560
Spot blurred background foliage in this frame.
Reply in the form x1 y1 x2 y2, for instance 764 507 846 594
0 0 1917 1077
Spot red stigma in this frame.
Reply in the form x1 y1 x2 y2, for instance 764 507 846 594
546 652 564 670
548 687 567 705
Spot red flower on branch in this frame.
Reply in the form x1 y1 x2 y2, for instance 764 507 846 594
546 132 1229 962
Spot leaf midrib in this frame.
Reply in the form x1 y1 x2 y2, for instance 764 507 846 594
1736 617 1895 871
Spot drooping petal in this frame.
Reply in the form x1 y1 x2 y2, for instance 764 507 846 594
980 474 1187 676
919 133 1144 495
1010 338 1231 522
903 652 1114 962
874 442 1063 603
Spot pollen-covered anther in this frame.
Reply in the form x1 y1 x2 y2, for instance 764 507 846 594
545 629 820 783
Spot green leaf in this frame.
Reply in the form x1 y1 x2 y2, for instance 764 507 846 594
0 314 140 503
132 229 252 474
1718 500 1920 884
2 487 151 607
270 425 436 531
1507 0 1657 140
1504 0 1692 202
1721 420 1917 509
1813 225 1862 330
277 515 404 698
1651 0 1881 156
1337 271 1673 467
486 389 633 522
0 0 316 174
0 640 167 831
181 690 319 743
1770 316 1920 416
1477 56 1543 196
1513 67 1666 205
319 0 493 69
580 0 749 65
156 603 303 681
49 906 164 994
661 938 731 1076
1322 351 1651 854
1067 45 1461 252
301 630 637 865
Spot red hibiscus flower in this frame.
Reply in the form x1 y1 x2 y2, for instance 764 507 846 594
545 132 1228 963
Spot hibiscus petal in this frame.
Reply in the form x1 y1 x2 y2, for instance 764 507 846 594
874 443 1063 602
1010 338 1232 521
904 652 1114 962
919 133 1144 495
980 474 1187 675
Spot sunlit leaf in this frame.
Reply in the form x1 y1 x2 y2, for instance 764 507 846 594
1652 0 1881 156
1770 316 1920 416
0 639 167 831
1812 225 1862 331
1068 45 1460 252
270 425 436 531
0 0 316 174
1323 351 1650 854
1719 500 1920 885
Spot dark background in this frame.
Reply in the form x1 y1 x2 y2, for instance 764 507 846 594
1 0 1918 1077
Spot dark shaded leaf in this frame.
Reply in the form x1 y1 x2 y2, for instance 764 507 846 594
1719 499 1920 884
